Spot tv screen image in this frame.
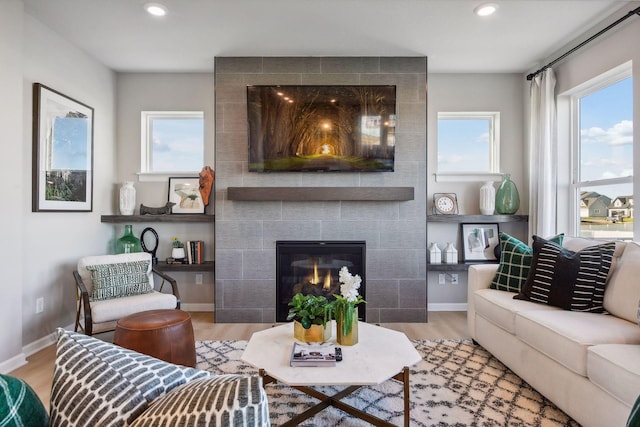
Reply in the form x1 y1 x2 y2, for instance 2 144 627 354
247 85 396 172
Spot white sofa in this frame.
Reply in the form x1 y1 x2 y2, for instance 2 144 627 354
467 237 640 427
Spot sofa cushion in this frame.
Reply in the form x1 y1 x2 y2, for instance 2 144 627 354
90 291 177 324
515 310 640 376
604 242 640 323
515 236 615 312
129 375 270 427
490 232 563 292
86 260 153 301
474 288 560 334
49 328 210 427
0 374 49 427
588 344 640 407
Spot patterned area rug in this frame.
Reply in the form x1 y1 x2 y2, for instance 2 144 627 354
196 339 580 427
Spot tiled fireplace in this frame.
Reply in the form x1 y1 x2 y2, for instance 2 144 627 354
214 56 427 323
276 240 366 322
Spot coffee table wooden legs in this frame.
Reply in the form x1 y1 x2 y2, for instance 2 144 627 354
259 366 411 427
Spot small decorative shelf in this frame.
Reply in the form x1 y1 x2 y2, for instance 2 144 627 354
101 214 214 223
154 261 215 272
427 262 497 272
227 187 414 201
427 214 528 223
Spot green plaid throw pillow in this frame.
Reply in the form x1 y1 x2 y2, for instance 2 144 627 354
490 232 564 292
0 374 49 427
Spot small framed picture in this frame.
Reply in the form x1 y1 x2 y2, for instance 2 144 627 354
168 177 205 214
461 223 500 262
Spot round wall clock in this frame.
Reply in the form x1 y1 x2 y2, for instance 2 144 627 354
433 193 458 215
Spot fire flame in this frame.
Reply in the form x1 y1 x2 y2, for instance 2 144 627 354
311 261 319 285
323 271 331 289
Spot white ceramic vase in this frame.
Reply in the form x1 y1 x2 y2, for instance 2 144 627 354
444 242 458 264
429 242 442 264
479 181 495 215
119 182 136 215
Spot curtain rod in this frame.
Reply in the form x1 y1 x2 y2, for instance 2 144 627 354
526 6 640 81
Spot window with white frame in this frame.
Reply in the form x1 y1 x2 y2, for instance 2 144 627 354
140 111 204 174
437 112 500 177
568 66 633 240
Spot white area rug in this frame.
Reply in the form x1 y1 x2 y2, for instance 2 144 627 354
196 339 579 427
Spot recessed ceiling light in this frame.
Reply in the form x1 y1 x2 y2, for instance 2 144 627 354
474 3 498 17
144 3 168 17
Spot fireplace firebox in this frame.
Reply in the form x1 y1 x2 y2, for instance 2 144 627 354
276 241 366 322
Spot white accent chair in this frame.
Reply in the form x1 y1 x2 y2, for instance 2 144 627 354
74 252 180 336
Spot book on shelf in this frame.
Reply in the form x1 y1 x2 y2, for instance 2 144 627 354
290 342 336 367
184 240 204 264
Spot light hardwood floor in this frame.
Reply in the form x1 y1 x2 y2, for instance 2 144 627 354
9 311 469 409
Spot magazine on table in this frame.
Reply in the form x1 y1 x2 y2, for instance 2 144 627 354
290 342 337 367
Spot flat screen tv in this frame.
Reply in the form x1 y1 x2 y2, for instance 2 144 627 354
247 85 396 172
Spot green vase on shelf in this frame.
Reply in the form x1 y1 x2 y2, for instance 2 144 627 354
495 174 520 214
116 224 142 254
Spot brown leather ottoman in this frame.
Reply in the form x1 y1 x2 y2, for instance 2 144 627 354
114 309 196 367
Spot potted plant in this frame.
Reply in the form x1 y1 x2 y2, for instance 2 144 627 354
171 237 186 260
287 293 333 342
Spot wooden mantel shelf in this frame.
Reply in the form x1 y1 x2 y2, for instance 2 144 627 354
227 187 414 201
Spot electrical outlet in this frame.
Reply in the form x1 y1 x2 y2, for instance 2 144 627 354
451 274 459 285
36 297 44 314
195 274 203 285
438 273 445 285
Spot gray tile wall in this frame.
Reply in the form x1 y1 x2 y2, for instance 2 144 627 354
214 57 427 323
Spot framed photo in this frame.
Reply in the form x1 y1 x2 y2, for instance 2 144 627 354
168 177 205 214
32 83 94 212
461 223 500 262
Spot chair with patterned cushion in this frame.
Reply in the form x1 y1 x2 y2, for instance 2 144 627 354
74 252 180 336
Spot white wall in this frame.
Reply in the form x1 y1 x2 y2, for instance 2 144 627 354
0 0 26 371
0 1 117 371
426 73 527 308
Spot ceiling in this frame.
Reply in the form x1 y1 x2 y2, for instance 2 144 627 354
23 0 636 74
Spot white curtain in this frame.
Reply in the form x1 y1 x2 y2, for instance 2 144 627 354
528 68 557 239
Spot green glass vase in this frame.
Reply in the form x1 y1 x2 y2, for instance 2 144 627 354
495 174 520 214
116 224 142 254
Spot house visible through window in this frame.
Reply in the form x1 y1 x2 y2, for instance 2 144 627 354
141 111 204 174
569 67 633 239
437 112 500 176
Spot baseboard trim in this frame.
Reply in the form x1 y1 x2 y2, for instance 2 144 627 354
428 303 468 312
182 303 214 312
0 353 27 374
22 323 74 358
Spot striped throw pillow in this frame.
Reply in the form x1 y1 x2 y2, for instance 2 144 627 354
514 236 615 312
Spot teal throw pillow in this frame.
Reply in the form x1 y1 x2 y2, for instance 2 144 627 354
0 374 49 427
86 260 153 301
490 232 564 292
628 393 640 427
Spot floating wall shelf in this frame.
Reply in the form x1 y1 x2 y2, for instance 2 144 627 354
227 187 414 201
427 214 528 223
101 214 214 223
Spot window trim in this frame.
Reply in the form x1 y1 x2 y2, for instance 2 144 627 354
435 111 500 181
139 111 204 181
564 62 633 236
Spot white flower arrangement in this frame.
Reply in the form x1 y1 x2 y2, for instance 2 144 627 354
338 266 362 302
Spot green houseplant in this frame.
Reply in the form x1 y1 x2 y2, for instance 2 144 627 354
287 293 333 342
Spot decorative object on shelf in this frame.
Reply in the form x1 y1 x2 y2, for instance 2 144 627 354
171 237 186 260
429 242 442 264
32 83 94 212
198 166 215 209
287 293 332 343
479 181 495 215
432 193 459 215
168 177 205 214
140 227 159 265
495 174 520 214
334 266 366 346
119 182 136 215
116 225 142 254
140 202 175 215
461 223 500 262
444 242 458 264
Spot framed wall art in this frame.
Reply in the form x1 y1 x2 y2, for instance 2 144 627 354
32 83 94 212
168 177 205 214
461 223 499 262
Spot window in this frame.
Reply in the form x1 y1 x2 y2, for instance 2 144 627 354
140 111 204 175
436 112 500 178
569 66 633 239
